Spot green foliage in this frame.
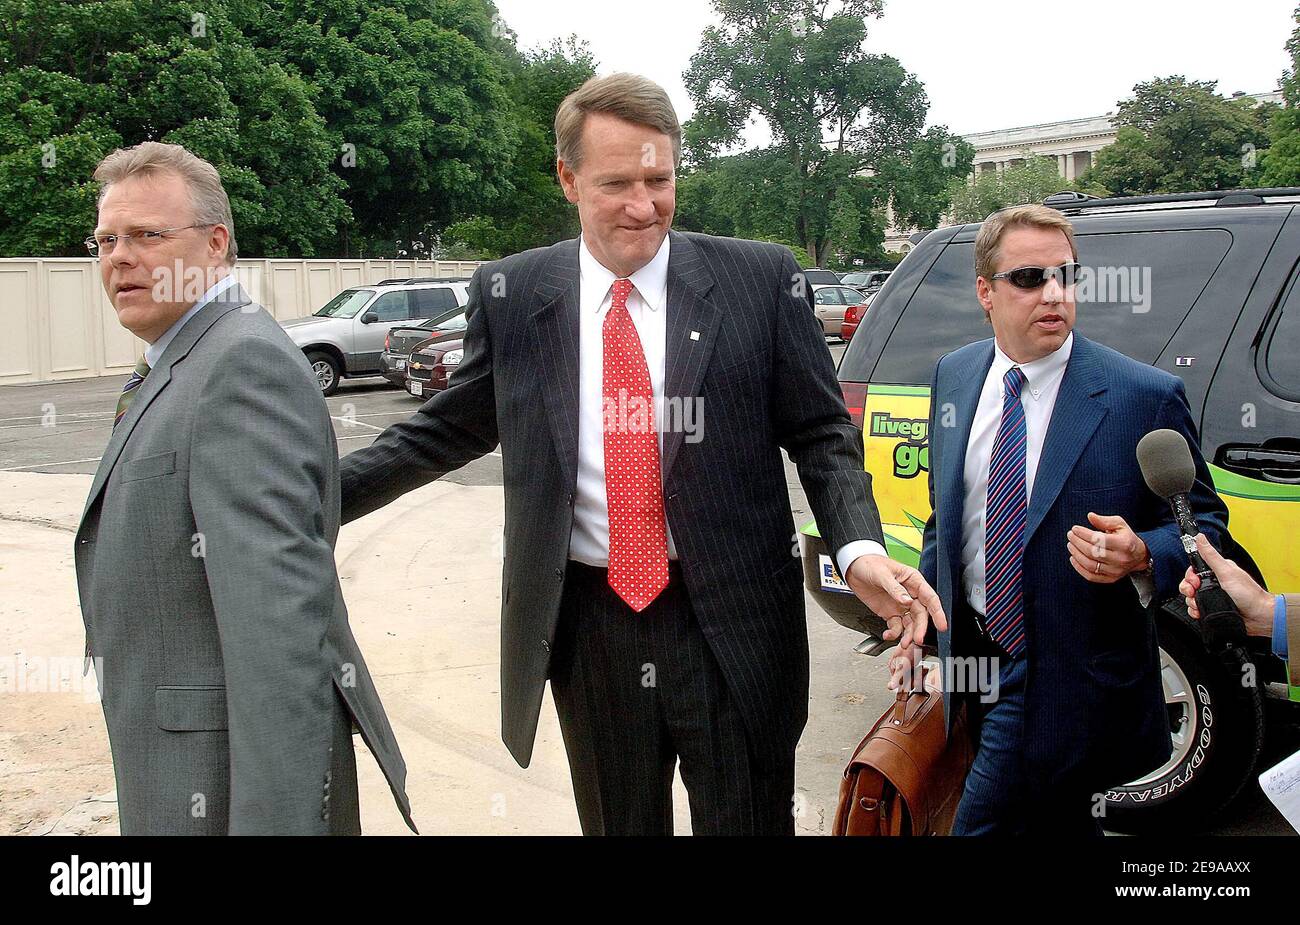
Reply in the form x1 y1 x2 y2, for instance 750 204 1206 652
682 0 928 264
0 0 351 256
1260 7 1300 186
236 0 518 256
947 156 1088 224
0 0 586 258
1085 76 1271 195
880 127 974 230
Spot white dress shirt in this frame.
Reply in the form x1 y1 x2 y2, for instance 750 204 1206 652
570 235 677 566
961 333 1074 614
568 235 885 576
143 273 239 367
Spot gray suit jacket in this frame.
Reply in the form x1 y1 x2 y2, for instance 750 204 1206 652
74 285 415 835
339 231 884 769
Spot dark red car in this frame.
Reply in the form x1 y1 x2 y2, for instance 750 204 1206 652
404 329 464 399
840 291 873 341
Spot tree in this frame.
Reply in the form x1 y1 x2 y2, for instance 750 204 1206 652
947 156 1088 224
683 0 927 264
239 0 519 256
0 0 554 258
1086 76 1271 195
446 35 597 257
0 0 350 257
1260 6 1300 186
876 126 973 229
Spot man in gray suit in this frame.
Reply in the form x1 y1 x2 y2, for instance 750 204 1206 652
339 74 943 834
75 142 415 835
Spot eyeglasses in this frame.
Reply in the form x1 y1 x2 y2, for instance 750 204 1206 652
991 262 1082 290
84 224 215 257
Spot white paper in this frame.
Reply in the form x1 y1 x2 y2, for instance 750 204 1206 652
1259 748 1300 834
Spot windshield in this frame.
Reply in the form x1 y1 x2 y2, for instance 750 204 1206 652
313 289 374 319
432 312 467 332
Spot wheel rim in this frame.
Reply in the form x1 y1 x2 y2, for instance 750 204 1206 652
1123 645 1196 788
312 360 335 390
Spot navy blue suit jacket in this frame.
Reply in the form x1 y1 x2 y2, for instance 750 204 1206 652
920 334 1228 794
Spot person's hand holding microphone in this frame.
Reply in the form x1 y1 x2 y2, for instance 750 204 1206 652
1179 533 1275 636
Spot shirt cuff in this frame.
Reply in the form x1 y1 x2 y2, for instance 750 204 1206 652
835 540 889 581
1273 595 1289 662
1131 569 1156 609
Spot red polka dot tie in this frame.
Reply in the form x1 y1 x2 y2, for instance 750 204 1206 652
603 278 669 612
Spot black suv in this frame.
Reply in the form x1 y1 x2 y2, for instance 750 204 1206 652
800 188 1300 832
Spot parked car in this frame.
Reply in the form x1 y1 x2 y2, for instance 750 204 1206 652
380 309 466 387
800 267 842 285
840 292 873 341
812 284 870 339
281 277 471 395
800 187 1300 833
404 328 465 399
840 269 892 293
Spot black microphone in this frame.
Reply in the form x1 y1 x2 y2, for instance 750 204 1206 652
1136 429 1247 649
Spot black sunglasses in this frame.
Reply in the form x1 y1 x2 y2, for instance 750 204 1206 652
991 262 1082 290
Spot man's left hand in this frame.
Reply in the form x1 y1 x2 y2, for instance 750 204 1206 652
1067 511 1149 584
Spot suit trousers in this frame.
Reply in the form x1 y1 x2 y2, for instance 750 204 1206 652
549 561 796 835
951 629 1103 836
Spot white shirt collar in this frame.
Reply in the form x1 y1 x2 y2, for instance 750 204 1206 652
578 233 670 313
144 272 239 368
991 331 1073 400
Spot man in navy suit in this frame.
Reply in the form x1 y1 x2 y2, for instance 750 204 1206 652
898 204 1228 834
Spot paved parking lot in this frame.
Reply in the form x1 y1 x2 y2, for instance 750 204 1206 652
1 339 1294 835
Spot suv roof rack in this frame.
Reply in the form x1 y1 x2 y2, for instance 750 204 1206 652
1043 187 1300 214
374 274 475 285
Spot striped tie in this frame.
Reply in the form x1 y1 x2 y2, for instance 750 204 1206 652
984 366 1028 659
114 358 151 429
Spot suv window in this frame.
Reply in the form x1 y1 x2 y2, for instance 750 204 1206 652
368 291 410 322
411 286 458 319
867 230 1230 384
1262 264 1300 400
314 288 374 319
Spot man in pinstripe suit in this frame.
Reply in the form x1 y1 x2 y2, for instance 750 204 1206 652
339 74 943 835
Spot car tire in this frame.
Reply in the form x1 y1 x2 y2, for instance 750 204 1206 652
1102 602 1265 833
307 351 341 396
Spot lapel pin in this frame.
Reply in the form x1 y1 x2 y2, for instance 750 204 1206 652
690 330 700 341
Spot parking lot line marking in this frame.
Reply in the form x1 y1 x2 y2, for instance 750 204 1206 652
0 412 114 424
330 415 385 432
0 456 103 472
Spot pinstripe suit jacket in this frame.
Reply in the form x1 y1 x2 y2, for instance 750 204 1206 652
339 231 885 767
74 288 415 834
919 334 1229 793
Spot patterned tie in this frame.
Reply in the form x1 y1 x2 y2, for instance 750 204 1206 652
984 366 1028 658
114 358 151 429
603 278 669 612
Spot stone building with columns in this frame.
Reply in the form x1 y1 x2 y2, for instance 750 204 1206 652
967 112 1115 182
880 91 1283 254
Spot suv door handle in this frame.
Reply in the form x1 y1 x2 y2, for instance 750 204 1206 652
1220 446 1300 484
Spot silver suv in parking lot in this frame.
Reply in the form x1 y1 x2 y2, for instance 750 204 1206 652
281 277 471 394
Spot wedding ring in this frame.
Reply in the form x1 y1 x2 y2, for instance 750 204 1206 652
1094 561 1102 574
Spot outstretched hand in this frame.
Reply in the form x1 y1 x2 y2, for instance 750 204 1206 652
844 554 947 651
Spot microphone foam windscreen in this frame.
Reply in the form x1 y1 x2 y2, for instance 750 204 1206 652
1136 429 1197 499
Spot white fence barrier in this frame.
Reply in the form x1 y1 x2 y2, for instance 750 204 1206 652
0 257 484 385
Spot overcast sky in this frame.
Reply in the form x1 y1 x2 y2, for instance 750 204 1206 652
494 0 1295 143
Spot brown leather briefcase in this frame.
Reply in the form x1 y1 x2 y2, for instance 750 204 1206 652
832 684 975 836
